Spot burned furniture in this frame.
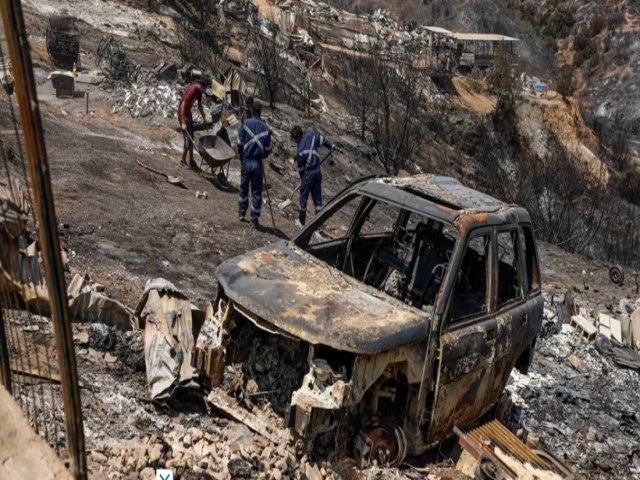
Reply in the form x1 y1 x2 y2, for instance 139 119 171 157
96 36 138 83
46 16 80 70
196 175 543 466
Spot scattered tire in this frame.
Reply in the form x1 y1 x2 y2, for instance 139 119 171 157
609 265 624 285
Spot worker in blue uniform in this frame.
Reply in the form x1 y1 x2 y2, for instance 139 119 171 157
290 126 334 226
238 102 272 228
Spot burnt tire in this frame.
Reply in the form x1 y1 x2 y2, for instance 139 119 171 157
609 265 624 285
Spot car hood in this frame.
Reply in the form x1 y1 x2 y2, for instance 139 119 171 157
215 242 430 354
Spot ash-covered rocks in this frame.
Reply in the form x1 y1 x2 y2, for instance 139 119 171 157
86 423 342 480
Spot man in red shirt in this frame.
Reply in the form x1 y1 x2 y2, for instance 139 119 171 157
178 78 213 167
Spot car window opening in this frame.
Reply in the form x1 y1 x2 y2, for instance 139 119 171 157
297 195 459 311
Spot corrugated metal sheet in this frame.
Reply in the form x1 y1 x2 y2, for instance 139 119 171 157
466 420 552 471
423 26 453 35
452 33 519 42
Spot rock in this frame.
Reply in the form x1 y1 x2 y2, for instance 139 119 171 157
206 443 218 459
105 353 118 364
305 464 322 480
271 469 282 480
228 456 253 478
139 467 155 480
90 450 108 464
77 330 90 345
193 439 207 457
253 436 268 449
191 428 203 443
274 459 287 472
591 459 612 472
183 433 192 447
621 298 636 315
568 354 582 370
245 379 259 395
149 445 162 463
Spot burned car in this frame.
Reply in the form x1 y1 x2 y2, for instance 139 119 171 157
195 175 542 465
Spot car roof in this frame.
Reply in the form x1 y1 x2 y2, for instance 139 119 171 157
353 174 530 227
384 175 506 210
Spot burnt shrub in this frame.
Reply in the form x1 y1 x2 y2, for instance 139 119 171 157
555 64 575 98
574 29 597 67
541 6 575 39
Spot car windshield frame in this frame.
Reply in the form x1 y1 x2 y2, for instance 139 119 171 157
293 188 460 312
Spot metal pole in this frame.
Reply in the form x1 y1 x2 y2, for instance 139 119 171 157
0 2 87 479
263 170 277 230
0 309 12 394
85 90 89 114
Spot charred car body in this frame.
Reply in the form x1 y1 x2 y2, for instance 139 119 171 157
196 175 543 465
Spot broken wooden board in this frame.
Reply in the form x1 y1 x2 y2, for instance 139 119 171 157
599 313 622 343
206 390 289 445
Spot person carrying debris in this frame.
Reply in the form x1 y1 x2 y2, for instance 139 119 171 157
178 77 213 167
238 102 272 228
290 126 334 226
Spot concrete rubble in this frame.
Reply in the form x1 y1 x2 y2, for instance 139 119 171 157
111 83 182 119
508 293 640 479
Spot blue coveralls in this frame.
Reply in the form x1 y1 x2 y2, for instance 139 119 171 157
296 132 333 225
238 117 272 225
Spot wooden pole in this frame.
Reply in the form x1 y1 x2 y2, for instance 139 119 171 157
0 2 87 479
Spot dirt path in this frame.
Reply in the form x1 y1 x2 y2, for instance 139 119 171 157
451 76 495 114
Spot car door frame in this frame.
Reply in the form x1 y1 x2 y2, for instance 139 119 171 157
424 225 498 445
516 223 544 372
490 225 529 403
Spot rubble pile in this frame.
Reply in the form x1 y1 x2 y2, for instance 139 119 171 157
508 295 640 480
111 83 182 119
96 36 140 84
223 316 309 419
87 422 343 480
273 1 443 56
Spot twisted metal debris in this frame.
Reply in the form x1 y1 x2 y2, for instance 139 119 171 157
96 36 139 83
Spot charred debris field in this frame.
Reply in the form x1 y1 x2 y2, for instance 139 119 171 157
2 0 640 479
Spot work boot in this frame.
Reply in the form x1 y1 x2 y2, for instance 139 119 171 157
249 220 259 229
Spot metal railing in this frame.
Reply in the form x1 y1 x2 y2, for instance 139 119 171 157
0 1 87 479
